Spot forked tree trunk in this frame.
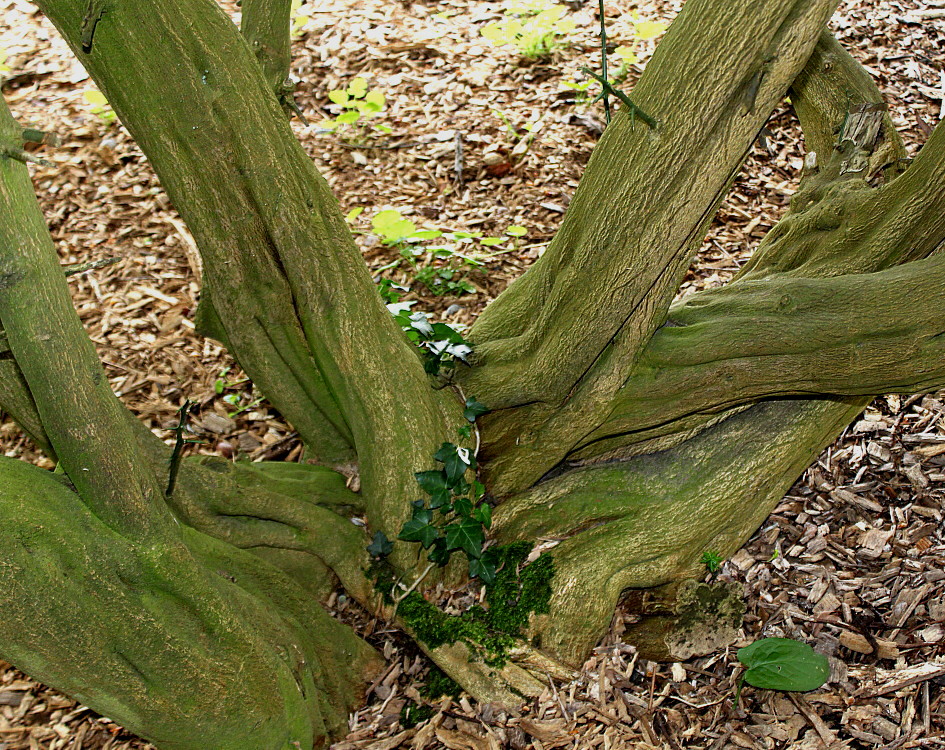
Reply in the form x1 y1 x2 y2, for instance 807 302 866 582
2 0 945 747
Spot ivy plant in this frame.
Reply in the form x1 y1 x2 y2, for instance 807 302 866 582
387 304 472 376
367 396 500 581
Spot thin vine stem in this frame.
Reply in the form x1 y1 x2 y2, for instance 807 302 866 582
598 0 611 124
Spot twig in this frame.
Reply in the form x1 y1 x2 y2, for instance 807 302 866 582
390 562 436 619
62 257 120 277
22 128 62 147
0 145 53 167
453 130 464 188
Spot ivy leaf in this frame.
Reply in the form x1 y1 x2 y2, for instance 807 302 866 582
399 511 439 549
428 537 452 566
463 397 489 423
453 496 473 517
434 442 471 485
366 530 393 558
446 343 472 363
469 556 497 584
474 503 492 529
445 518 484 559
415 470 450 505
429 322 466 343
457 424 472 439
472 480 485 499
737 638 830 692
423 353 445 375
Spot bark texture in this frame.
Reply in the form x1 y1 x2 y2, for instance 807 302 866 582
3 0 945 746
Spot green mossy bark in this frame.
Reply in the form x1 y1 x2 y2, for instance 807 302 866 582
0 457 380 750
240 0 293 97
461 0 839 497
4 0 945 731
35 0 463 498
1 92 384 747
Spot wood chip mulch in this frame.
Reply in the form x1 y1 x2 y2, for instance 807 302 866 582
2 0 944 747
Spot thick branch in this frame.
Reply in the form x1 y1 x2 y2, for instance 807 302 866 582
789 30 904 164
493 398 863 665
0 332 53 455
240 0 293 97
577 254 945 453
0 98 170 539
462 0 837 495
35 0 462 545
462 0 838 410
0 456 380 749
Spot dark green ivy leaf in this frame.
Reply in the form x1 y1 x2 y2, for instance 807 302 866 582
445 518 484 559
463 397 489 422
429 322 466 343
453 496 473 517
366 530 393 558
428 537 452 566
737 638 830 692
414 470 449 495
399 513 439 549
474 503 492 529
468 556 497 584
434 442 471 485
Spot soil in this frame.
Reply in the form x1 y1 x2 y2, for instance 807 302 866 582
1 0 944 747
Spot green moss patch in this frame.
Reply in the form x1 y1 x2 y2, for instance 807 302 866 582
397 543 554 667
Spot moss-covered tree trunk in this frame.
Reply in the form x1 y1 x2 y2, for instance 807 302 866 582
2 0 944 747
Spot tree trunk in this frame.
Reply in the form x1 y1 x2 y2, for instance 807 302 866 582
2 0 945 747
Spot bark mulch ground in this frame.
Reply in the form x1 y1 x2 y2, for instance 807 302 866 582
2 0 945 747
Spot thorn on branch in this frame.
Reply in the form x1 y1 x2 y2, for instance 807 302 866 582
166 399 197 498
580 67 658 130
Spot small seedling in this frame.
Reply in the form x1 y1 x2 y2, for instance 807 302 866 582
320 76 390 139
0 47 10 74
735 638 830 703
82 89 117 123
213 366 249 395
701 550 724 573
481 0 575 60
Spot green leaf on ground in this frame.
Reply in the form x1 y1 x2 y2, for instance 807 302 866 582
737 638 830 693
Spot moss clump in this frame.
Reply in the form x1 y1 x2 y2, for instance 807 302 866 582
419 666 462 699
400 702 434 729
482 542 554 635
397 543 555 667
398 592 487 649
